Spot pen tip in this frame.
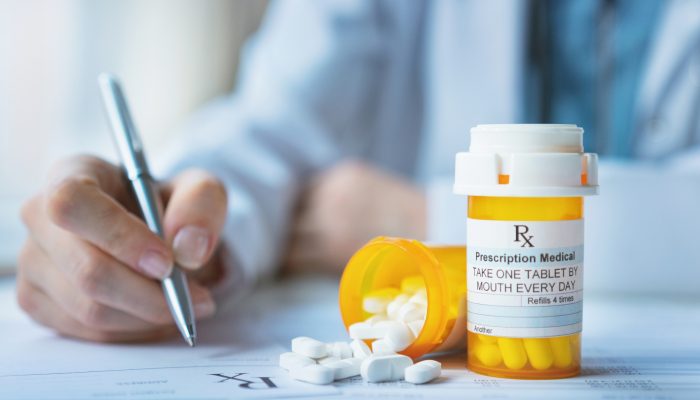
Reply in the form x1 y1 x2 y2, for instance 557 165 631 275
184 323 196 347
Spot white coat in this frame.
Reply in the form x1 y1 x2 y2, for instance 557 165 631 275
157 0 700 299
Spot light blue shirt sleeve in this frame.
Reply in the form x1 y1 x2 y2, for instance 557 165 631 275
155 0 388 300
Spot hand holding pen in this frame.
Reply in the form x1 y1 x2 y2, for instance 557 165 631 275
15 76 226 343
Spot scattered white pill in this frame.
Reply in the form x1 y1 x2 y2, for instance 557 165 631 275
364 314 388 324
382 321 415 351
349 322 383 340
408 288 427 305
407 319 424 337
326 358 362 380
386 294 409 320
289 364 335 385
371 338 396 355
326 341 353 359
279 352 315 371
284 281 440 386
362 288 399 314
360 354 413 382
404 360 441 384
397 302 426 323
371 320 396 335
291 336 327 358
316 355 341 365
350 339 372 359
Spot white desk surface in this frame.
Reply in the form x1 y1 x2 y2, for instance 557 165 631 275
0 275 698 399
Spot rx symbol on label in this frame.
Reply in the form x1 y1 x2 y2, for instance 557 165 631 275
211 373 277 390
514 224 534 247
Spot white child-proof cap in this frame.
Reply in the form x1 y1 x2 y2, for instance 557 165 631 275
453 124 599 197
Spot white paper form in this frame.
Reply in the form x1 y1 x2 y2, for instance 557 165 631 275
1 276 699 399
0 278 343 400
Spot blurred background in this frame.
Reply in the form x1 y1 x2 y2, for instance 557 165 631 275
1 0 698 298
0 0 268 270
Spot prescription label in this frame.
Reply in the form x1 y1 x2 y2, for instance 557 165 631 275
466 219 583 338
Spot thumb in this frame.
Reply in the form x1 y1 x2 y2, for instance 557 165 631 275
162 169 228 270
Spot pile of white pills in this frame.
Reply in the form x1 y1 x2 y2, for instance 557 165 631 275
280 336 441 385
279 276 442 385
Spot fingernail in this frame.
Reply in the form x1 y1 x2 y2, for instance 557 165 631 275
173 226 210 269
138 250 172 279
194 298 216 317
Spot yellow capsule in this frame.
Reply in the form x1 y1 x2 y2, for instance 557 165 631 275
400 275 426 294
570 334 581 363
497 338 528 370
550 336 573 368
472 341 503 367
477 334 498 344
523 338 554 370
570 334 581 349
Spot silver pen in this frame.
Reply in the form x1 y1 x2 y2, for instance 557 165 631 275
97 73 197 347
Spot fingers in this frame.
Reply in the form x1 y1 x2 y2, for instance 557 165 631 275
17 157 221 344
16 278 176 343
161 170 228 270
17 238 216 335
19 239 159 331
21 208 216 324
46 155 129 201
41 157 173 279
18 228 171 325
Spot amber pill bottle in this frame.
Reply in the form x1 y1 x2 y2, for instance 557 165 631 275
453 124 599 379
338 237 466 359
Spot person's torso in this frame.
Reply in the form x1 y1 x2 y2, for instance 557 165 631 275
360 0 700 181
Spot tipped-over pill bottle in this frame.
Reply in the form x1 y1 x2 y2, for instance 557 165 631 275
453 124 599 379
339 237 466 359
